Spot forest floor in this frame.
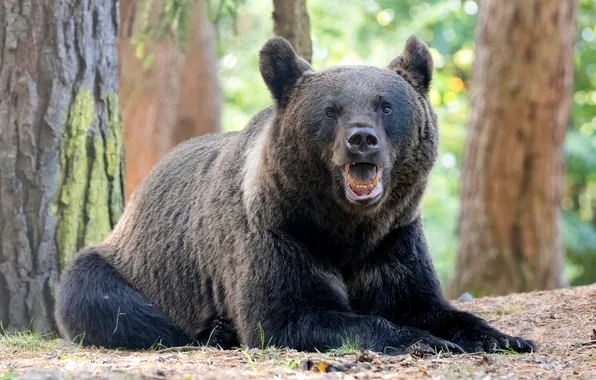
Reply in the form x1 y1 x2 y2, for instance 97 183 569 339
1 284 595 380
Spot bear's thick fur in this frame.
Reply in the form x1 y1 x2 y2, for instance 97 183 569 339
55 36 536 354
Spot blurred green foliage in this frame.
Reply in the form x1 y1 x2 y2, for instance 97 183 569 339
175 0 596 286
565 0 596 285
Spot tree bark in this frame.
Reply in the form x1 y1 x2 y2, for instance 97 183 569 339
449 0 575 297
272 0 312 63
0 0 124 332
119 0 221 200
174 0 222 144
118 0 184 200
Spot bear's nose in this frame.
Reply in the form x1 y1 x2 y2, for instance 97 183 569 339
346 128 380 156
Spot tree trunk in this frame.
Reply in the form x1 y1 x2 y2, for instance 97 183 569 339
449 0 575 298
174 0 222 144
272 0 312 63
0 0 124 333
118 0 184 200
119 0 221 200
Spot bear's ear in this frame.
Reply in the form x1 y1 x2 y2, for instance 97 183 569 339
259 37 313 108
387 35 433 94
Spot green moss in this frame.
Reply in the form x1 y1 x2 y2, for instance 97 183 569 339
83 136 112 246
54 90 125 270
106 93 125 225
55 90 95 269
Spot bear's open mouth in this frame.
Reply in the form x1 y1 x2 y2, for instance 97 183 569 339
344 163 383 202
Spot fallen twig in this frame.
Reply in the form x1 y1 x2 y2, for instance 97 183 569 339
158 346 205 353
578 340 596 347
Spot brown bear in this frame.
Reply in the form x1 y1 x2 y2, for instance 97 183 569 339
55 35 536 355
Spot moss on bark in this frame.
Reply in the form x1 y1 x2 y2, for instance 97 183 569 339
106 93 125 226
54 90 125 270
55 89 95 269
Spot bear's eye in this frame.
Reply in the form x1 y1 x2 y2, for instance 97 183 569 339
325 108 337 119
382 104 392 114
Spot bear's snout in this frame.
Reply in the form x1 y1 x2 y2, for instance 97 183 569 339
345 127 380 157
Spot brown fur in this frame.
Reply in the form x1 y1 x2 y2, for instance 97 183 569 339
55 36 535 355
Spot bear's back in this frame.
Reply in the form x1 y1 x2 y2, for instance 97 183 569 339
99 108 274 334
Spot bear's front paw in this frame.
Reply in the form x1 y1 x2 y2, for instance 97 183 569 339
404 335 464 356
197 318 240 349
451 324 536 354
384 329 464 356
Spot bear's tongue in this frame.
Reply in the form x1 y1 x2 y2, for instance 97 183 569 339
345 163 380 196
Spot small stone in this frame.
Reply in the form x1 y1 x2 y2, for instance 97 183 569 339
458 292 475 302
356 350 375 363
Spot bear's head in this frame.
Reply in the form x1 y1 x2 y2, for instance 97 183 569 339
259 36 439 217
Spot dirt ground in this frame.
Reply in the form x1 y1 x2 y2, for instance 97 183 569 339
2 284 595 379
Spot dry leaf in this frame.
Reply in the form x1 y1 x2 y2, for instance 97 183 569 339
317 361 329 372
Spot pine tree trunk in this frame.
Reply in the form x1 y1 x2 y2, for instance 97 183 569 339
118 0 184 200
272 0 312 63
0 0 124 333
174 0 222 144
449 0 575 297
119 0 221 200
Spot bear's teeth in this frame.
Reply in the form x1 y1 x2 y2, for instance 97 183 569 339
372 172 380 187
346 170 381 191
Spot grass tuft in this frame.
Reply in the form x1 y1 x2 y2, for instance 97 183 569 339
0 328 61 353
327 336 361 355
494 347 524 356
258 323 274 350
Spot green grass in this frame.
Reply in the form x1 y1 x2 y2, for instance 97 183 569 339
0 327 63 353
287 359 300 369
494 347 525 356
258 323 274 350
148 339 168 351
240 349 258 371
0 371 18 380
327 336 361 355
